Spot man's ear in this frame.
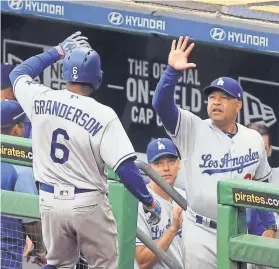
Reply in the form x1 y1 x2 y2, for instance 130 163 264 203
176 158 181 169
236 101 242 113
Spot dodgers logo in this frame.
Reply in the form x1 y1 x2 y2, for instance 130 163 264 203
216 78 224 86
157 141 165 150
199 148 259 175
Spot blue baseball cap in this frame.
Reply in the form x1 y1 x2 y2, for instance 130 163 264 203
1 64 15 89
147 138 179 163
1 100 25 126
203 77 243 101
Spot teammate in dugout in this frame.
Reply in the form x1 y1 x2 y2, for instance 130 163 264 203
1 64 16 100
152 36 276 269
135 138 185 269
1 100 46 268
1 63 32 138
9 31 161 269
246 123 279 269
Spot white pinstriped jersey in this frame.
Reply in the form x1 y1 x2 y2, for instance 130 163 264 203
13 75 135 193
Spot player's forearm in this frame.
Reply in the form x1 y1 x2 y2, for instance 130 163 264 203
136 226 178 269
116 159 154 206
152 65 180 134
257 209 276 228
9 47 60 85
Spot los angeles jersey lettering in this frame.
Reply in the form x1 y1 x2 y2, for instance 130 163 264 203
167 108 271 220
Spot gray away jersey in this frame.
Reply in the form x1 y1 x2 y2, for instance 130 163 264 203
166 108 271 220
135 186 185 269
13 75 135 193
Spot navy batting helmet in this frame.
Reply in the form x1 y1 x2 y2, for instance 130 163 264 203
62 47 103 90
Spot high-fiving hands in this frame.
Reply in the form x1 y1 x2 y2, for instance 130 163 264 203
57 31 91 58
143 199 162 226
168 36 196 71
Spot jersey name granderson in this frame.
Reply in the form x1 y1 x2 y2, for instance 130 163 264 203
34 100 103 136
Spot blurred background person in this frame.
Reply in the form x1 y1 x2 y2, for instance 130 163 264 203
246 123 278 269
1 63 16 100
1 100 46 268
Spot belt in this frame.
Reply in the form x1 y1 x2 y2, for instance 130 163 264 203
40 183 96 194
196 215 217 229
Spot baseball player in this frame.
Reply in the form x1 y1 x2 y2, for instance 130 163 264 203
135 138 185 269
9 31 161 269
152 36 275 269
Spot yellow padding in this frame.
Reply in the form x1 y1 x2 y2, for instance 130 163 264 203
249 5 279 14
192 0 276 6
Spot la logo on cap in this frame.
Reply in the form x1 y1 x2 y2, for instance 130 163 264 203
216 78 224 86
157 141 165 150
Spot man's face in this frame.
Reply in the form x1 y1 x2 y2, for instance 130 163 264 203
150 156 180 185
207 90 242 125
262 134 272 157
1 87 16 101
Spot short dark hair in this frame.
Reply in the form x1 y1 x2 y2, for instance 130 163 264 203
246 123 272 146
246 123 270 136
68 81 94 95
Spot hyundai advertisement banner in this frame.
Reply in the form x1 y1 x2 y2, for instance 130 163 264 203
2 13 279 166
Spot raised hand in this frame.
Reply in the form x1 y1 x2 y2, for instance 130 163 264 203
57 31 91 58
168 36 196 71
171 203 183 232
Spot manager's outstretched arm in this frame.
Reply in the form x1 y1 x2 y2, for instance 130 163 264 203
152 36 196 135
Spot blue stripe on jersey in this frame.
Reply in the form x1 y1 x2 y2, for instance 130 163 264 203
116 158 154 206
152 65 181 135
34 100 103 136
9 47 60 85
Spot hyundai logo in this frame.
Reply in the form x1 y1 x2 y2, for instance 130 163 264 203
8 0 24 10
210 28 226 41
108 12 124 26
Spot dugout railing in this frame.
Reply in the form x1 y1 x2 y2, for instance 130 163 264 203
0 134 138 269
217 179 279 268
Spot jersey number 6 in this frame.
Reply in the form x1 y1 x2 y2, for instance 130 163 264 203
50 128 70 164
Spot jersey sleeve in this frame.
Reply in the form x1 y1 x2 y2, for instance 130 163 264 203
14 166 38 195
135 202 152 246
12 75 50 120
166 108 203 160
100 118 136 171
254 137 272 182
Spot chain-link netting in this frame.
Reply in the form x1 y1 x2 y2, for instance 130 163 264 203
1 215 89 269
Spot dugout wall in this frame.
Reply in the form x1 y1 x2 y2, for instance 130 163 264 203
1 1 279 268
